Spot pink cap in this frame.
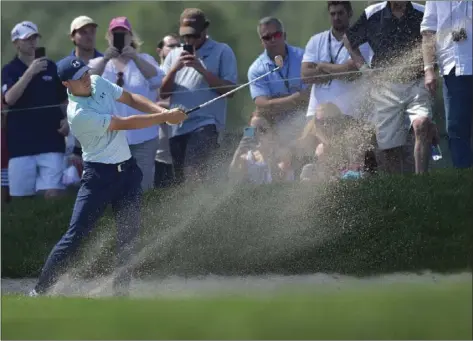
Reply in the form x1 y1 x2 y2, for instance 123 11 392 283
108 17 132 32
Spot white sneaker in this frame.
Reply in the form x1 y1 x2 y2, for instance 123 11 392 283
28 289 39 297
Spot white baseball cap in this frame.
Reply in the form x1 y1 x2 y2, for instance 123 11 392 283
11 21 40 42
70 16 97 34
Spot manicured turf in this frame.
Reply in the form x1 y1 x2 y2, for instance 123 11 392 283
2 281 471 340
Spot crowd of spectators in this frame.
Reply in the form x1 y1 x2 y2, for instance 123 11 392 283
1 1 472 203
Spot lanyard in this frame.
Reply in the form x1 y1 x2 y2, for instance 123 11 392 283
328 30 344 64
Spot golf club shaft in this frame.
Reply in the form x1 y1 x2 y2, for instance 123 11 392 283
185 66 282 115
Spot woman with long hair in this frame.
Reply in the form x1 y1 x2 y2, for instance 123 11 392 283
89 17 164 191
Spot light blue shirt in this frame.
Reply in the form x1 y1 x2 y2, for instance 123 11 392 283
67 75 132 164
248 44 306 100
162 38 238 137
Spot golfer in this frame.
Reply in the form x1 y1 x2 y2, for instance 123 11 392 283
30 56 187 296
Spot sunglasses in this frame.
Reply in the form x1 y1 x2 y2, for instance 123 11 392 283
261 31 283 41
116 72 124 87
181 34 200 40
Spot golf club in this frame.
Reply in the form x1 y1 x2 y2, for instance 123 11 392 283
185 55 284 115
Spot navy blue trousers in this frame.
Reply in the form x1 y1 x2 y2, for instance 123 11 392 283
35 157 143 294
443 70 473 168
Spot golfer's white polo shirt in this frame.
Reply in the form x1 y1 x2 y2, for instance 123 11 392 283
67 75 132 164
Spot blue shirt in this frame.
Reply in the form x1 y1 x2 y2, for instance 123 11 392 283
57 48 103 65
162 38 238 137
67 75 131 164
1 57 67 158
248 44 306 100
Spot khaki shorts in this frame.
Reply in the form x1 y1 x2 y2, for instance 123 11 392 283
371 79 432 150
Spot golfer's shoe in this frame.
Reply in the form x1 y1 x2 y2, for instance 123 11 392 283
28 289 39 297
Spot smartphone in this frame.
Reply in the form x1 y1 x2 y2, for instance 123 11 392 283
113 32 125 53
34 47 46 59
182 44 194 55
243 127 256 138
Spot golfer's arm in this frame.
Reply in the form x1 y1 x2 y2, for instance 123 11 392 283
117 90 166 114
422 31 437 67
199 69 236 96
108 112 172 131
342 35 367 69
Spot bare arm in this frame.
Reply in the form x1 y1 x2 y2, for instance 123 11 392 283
131 53 157 79
255 91 310 121
108 111 175 131
301 62 331 85
422 31 437 67
198 68 236 96
343 35 367 69
302 61 357 84
117 90 166 115
159 67 177 99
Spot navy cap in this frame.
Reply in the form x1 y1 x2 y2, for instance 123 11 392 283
57 56 90 82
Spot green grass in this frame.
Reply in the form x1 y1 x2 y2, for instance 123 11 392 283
2 281 471 340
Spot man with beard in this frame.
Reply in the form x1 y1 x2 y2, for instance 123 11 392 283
60 16 103 65
301 1 373 120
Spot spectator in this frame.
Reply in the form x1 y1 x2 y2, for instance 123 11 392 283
301 1 373 120
160 8 238 184
89 17 165 191
155 33 180 189
2 21 68 199
156 33 180 65
229 114 294 184
1 97 10 203
421 1 472 169
58 16 103 66
343 1 436 174
298 102 365 182
248 16 308 138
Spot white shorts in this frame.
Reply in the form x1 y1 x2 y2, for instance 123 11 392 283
8 152 65 196
372 79 432 150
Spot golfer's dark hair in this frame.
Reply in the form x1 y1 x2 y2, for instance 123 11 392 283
327 1 353 13
257 17 285 36
157 33 179 49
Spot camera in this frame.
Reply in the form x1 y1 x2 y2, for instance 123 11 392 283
452 28 467 42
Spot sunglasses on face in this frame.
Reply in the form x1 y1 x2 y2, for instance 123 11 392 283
261 31 283 41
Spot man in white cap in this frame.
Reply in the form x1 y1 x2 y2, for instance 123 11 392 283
59 16 103 67
1 21 69 199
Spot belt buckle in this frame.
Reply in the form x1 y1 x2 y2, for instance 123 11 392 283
117 164 123 172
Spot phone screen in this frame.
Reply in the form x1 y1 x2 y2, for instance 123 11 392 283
182 44 194 54
243 127 256 138
113 32 125 53
34 47 46 59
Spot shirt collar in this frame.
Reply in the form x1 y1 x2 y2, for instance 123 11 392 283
70 48 103 58
384 1 414 19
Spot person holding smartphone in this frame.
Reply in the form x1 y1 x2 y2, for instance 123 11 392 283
88 17 165 192
1 21 69 199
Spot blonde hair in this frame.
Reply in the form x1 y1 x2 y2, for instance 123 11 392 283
299 102 345 145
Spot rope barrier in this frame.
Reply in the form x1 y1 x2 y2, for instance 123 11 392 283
2 55 472 114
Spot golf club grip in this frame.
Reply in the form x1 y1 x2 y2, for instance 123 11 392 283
185 66 281 115
185 106 201 115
